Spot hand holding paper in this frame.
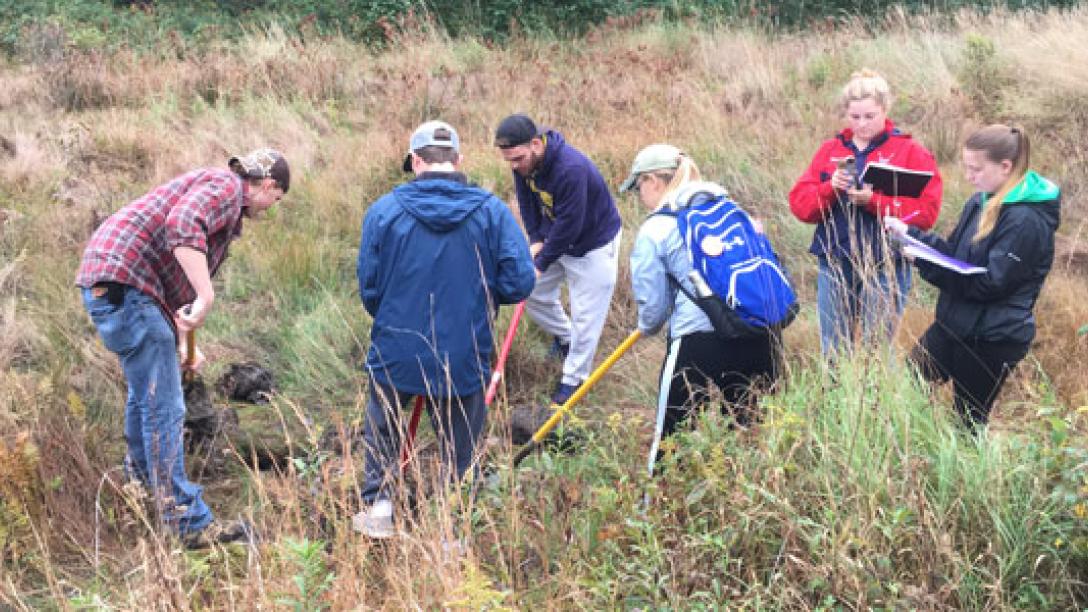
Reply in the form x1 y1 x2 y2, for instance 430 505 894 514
883 215 909 238
890 232 987 275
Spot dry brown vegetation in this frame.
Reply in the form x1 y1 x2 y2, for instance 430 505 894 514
1 7 1087 609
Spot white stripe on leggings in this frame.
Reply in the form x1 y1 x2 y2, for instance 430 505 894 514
646 336 683 477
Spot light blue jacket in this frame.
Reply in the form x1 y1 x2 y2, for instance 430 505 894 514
630 213 713 338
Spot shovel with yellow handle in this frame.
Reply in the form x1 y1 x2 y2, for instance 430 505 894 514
513 330 642 467
180 328 219 441
182 329 197 384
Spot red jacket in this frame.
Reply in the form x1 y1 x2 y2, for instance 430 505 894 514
788 120 943 258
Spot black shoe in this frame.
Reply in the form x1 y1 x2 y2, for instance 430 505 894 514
547 337 571 361
182 519 255 549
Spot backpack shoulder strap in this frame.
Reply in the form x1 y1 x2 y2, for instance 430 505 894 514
665 272 697 303
666 272 765 339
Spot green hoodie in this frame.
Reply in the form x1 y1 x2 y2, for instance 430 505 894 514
1000 170 1060 205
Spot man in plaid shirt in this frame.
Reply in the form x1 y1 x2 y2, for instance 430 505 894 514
76 148 289 548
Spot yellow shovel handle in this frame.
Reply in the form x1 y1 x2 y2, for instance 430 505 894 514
182 330 196 384
530 329 642 444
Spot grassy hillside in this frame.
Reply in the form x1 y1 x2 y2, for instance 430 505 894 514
1 6 1088 609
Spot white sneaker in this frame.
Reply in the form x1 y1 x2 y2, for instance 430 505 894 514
352 499 395 539
440 536 466 560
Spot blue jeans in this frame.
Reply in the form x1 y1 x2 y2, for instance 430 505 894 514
82 286 212 534
817 256 912 357
361 378 486 504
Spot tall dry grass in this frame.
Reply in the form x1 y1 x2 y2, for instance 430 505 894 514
1 7 1087 608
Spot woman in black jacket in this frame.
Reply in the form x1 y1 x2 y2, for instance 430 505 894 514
885 125 1060 428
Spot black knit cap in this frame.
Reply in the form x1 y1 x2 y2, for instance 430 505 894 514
494 113 541 149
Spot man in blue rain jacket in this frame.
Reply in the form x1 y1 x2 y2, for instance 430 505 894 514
354 120 535 538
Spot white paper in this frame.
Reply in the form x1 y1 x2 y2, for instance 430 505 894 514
898 234 986 275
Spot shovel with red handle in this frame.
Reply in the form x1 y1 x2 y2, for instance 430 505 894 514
399 302 526 469
484 302 526 405
399 396 426 469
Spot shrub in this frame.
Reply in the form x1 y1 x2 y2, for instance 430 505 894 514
2 0 1086 55
958 32 1010 121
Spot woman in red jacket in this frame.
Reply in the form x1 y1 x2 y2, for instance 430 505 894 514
789 69 943 357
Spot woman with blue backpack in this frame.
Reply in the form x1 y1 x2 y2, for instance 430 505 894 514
789 69 943 357
621 144 792 474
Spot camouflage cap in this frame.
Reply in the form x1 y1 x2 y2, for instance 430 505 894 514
229 148 290 193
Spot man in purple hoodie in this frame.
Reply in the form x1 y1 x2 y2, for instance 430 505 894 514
495 114 623 404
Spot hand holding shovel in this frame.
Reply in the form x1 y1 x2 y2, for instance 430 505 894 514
175 296 210 334
179 327 220 443
179 330 205 383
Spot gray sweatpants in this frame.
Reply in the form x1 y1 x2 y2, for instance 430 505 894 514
527 232 621 385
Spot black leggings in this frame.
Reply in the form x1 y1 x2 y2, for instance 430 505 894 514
658 331 779 437
910 323 1029 428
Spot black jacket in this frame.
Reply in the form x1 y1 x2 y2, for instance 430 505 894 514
908 171 1060 344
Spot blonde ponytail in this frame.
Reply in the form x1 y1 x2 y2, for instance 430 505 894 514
656 154 703 210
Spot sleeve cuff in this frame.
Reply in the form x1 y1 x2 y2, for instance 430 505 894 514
168 237 209 254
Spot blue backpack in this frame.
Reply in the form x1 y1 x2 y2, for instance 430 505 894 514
665 183 799 330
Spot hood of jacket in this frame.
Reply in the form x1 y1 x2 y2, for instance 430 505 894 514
998 170 1060 230
393 175 487 233
1002 170 1060 203
535 129 567 177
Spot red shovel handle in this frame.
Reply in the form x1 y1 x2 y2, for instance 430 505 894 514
485 302 526 406
400 396 425 469
400 302 527 471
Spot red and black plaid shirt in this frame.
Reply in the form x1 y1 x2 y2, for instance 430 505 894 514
76 168 246 318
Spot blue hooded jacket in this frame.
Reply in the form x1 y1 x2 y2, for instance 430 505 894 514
512 130 622 272
357 173 535 396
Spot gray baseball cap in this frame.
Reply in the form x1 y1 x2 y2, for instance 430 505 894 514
402 120 460 172
619 144 683 192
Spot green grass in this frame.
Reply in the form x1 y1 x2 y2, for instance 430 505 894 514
459 353 1088 608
